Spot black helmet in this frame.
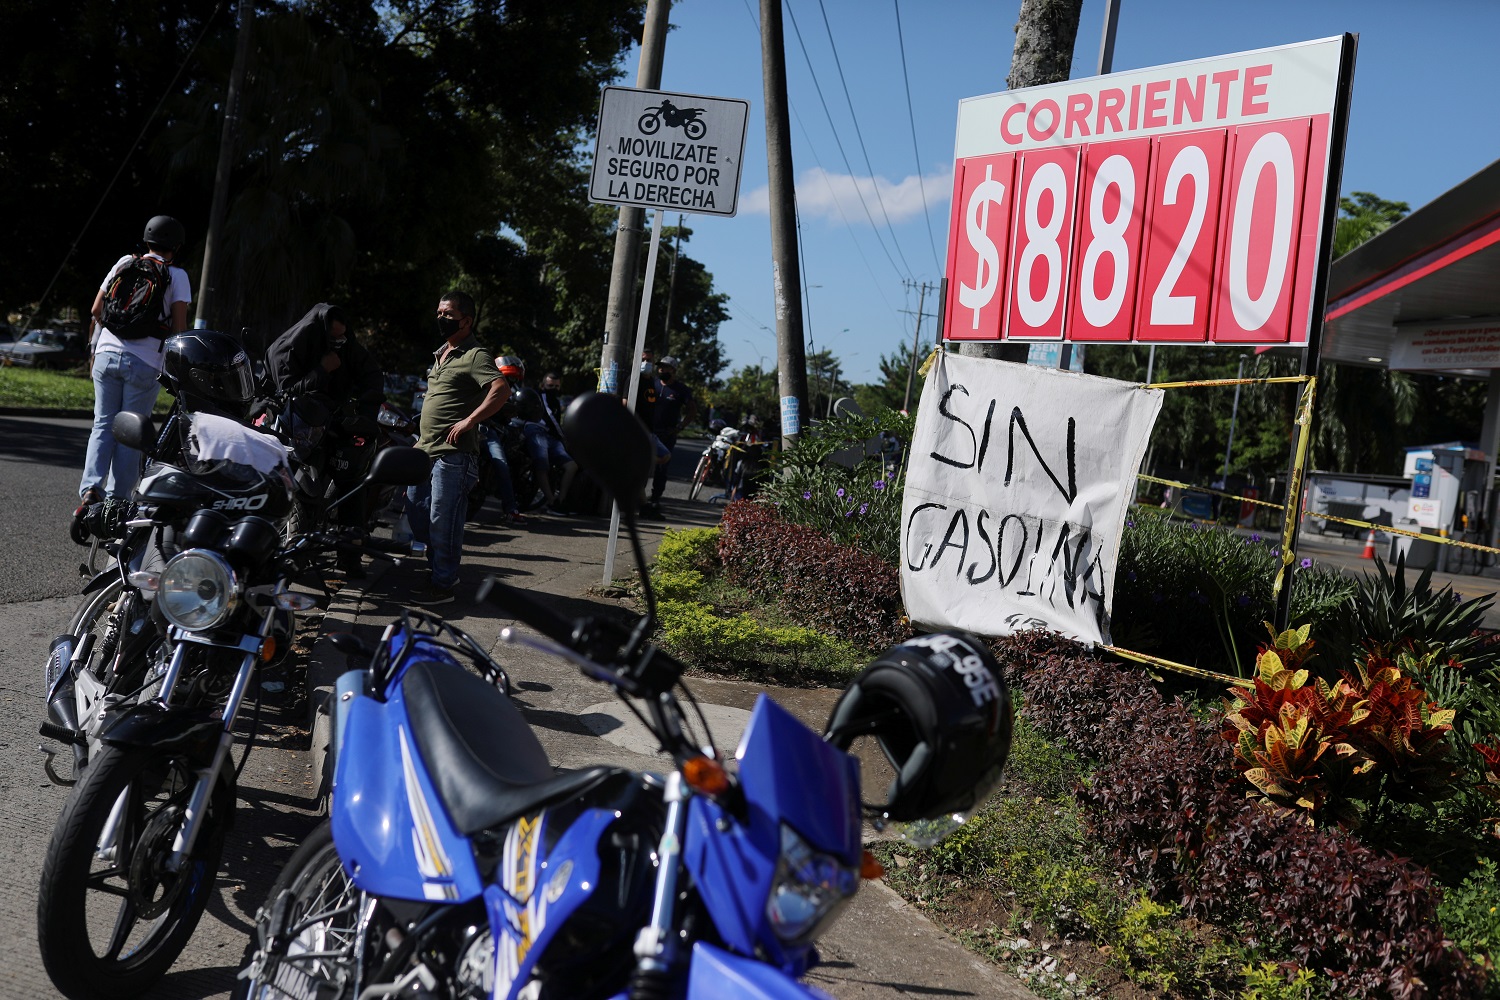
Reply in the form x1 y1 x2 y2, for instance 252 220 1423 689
143 215 186 250
825 632 1012 824
514 385 545 422
162 331 256 418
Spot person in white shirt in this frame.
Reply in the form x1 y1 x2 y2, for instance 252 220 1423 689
78 215 192 506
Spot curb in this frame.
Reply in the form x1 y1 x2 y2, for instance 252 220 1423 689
303 569 385 811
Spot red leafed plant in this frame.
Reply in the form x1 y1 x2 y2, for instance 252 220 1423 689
1341 649 1459 813
1475 740 1500 839
1223 626 1374 827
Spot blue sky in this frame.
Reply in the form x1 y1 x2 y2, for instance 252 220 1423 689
614 0 1500 385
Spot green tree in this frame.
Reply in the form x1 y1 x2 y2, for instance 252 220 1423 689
712 364 780 432
855 339 929 414
1333 191 1410 257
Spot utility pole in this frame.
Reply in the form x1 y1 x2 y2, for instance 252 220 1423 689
660 213 684 355
195 0 254 331
597 0 670 395
760 0 809 448
960 0 1083 368
902 279 937 412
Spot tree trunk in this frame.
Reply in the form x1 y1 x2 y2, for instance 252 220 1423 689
959 0 1083 365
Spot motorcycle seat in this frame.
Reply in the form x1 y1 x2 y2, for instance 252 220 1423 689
402 659 624 835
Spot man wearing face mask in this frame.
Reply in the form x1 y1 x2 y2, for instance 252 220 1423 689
406 291 510 605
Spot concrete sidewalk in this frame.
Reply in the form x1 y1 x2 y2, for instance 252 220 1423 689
306 481 1037 1000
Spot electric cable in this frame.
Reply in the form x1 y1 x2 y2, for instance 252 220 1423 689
783 0 909 283
892 0 944 274
813 0 917 279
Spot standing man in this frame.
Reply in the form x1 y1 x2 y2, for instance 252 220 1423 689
648 355 696 507
407 291 509 605
78 215 191 509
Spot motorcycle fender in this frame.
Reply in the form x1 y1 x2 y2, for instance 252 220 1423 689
80 567 117 596
329 669 364 771
98 701 221 760
683 943 835 1000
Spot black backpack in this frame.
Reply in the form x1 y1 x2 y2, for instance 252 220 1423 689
100 255 173 340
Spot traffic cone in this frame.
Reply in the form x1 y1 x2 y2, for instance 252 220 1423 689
1361 528 1377 559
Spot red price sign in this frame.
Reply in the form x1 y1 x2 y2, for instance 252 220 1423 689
944 37 1350 347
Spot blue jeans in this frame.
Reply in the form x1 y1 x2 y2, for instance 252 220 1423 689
480 425 517 513
405 451 478 590
80 349 160 500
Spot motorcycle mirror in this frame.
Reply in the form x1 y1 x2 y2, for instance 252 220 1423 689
111 411 156 457
560 392 654 517
365 446 430 487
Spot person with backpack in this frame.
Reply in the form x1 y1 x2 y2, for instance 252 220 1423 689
78 215 192 508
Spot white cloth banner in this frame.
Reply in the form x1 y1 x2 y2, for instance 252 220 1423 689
899 353 1162 645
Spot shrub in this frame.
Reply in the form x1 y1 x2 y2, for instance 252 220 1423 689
654 527 721 575
655 598 864 677
1320 553 1500 675
991 631 1488 997
651 568 704 601
1113 510 1356 674
718 500 911 651
759 408 911 565
1437 856 1500 971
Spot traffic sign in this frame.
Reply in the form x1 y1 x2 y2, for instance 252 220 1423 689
942 36 1353 347
589 86 750 217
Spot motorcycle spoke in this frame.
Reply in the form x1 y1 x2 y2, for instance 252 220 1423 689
86 865 132 896
102 897 139 962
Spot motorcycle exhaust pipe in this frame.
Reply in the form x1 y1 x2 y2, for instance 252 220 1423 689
44 636 80 731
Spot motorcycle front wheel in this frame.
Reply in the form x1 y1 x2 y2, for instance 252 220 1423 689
236 821 363 1000
37 743 229 999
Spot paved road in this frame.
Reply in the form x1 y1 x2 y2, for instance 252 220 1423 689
0 415 102 604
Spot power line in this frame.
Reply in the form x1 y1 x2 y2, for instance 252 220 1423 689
812 0 917 279
782 0 908 283
892 0 943 275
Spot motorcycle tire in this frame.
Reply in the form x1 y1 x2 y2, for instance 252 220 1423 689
637 111 661 134
37 743 229 999
234 820 363 1000
68 576 124 636
683 119 706 140
688 455 710 501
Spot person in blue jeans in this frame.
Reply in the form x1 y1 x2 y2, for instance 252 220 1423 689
78 215 192 508
405 291 510 605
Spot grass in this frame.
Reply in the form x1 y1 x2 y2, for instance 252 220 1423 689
0 366 172 413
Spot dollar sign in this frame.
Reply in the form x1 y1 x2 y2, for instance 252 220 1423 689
958 165 1006 330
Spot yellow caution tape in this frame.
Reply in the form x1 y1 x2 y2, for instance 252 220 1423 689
1102 646 1253 689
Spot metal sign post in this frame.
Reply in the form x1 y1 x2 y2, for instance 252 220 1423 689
588 84 750 584
602 209 666 586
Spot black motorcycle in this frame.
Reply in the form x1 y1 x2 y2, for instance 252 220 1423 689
35 432 430 1000
256 391 380 536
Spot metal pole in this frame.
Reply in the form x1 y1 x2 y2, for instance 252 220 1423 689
603 210 666 586
195 0 254 331
660 213 683 355
760 0 809 448
1097 0 1121 75
1145 344 1155 383
1274 32 1358 632
1223 355 1246 480
597 0 670 396
902 281 928 412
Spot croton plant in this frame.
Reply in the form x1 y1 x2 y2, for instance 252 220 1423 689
1223 625 1458 828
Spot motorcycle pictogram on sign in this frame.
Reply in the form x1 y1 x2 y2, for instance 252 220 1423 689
638 100 707 140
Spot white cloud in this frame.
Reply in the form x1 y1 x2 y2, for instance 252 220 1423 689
742 166 952 223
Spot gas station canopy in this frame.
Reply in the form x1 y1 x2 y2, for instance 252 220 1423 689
1323 157 1500 377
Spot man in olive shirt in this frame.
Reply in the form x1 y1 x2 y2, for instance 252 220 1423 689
407 290 510 604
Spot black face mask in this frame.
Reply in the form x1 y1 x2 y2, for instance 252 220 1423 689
436 316 462 338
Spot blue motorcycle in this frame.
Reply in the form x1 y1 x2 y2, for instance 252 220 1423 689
237 393 1013 1000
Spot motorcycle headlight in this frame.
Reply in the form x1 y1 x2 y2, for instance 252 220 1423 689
765 823 859 944
159 548 239 631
